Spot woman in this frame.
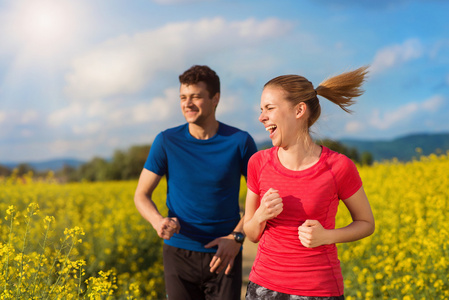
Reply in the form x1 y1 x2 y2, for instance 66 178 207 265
243 66 375 299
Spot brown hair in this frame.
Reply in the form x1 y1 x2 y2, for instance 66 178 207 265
264 66 369 128
179 65 220 99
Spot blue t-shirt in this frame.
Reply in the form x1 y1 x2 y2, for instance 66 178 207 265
144 122 257 252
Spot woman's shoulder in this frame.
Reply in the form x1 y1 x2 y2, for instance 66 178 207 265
249 147 276 165
322 146 356 169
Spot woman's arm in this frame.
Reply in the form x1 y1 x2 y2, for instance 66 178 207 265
298 186 375 248
244 188 283 243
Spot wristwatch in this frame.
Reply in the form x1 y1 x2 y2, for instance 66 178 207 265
232 231 245 244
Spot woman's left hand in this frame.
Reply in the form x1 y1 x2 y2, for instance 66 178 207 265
297 219 329 248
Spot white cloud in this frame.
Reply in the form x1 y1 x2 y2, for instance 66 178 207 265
109 87 180 124
422 95 444 112
0 0 90 61
21 110 39 124
152 0 209 4
73 122 102 135
48 87 181 136
0 109 40 126
345 121 365 133
369 95 445 130
216 94 238 116
64 17 293 101
429 39 449 60
20 129 33 137
135 88 179 122
370 103 418 130
47 138 112 158
47 103 83 127
370 39 424 74
47 139 75 155
0 111 6 124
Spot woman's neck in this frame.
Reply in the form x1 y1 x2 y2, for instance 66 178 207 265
277 136 322 171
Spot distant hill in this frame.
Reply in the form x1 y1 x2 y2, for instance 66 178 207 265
3 133 448 172
256 132 449 162
1 158 85 172
340 132 449 162
257 140 274 150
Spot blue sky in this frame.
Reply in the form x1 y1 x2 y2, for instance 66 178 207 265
1 0 448 163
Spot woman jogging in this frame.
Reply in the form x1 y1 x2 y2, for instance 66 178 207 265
243 66 375 299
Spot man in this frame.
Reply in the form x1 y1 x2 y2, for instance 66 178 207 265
134 65 257 300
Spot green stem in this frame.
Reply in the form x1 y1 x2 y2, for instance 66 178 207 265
77 266 83 298
15 207 34 298
44 237 67 288
31 220 51 297
3 210 15 292
45 237 76 299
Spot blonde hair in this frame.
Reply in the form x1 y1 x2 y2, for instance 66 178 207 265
264 66 369 128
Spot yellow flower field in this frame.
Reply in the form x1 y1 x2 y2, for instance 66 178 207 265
0 174 167 299
337 153 449 299
1 151 448 299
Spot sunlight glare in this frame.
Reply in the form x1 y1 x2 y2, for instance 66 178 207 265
31 8 66 42
6 0 87 56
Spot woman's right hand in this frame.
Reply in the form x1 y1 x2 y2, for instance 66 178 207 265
256 188 283 222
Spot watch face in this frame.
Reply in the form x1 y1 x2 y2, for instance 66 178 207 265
233 232 244 243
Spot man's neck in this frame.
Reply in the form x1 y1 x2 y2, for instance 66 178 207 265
188 120 219 140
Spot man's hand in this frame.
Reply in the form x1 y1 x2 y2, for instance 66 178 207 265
156 217 180 240
297 219 329 248
204 234 241 275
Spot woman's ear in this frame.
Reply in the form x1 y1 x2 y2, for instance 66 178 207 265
295 102 307 119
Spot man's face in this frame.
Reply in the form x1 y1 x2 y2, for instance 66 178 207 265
180 82 218 125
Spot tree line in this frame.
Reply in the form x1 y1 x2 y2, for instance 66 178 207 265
1 140 372 182
0 145 151 182
318 139 374 166
59 145 152 182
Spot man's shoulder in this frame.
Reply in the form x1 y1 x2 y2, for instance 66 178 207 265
218 122 252 138
160 124 188 136
151 124 187 148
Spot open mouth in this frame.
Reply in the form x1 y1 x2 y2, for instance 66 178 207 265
265 125 277 135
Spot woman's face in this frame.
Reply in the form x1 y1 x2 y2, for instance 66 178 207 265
259 86 303 148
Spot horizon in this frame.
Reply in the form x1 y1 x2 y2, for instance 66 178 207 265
1 0 449 162
2 130 448 165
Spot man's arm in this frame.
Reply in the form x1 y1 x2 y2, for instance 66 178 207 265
204 176 247 275
134 169 180 239
204 217 244 275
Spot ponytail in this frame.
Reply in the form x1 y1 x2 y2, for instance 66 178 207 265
315 66 369 113
264 66 369 128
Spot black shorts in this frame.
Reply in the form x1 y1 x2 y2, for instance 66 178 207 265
163 243 242 300
245 281 344 300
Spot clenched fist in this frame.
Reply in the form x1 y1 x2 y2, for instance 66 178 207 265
258 188 283 222
157 217 180 240
298 219 329 248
